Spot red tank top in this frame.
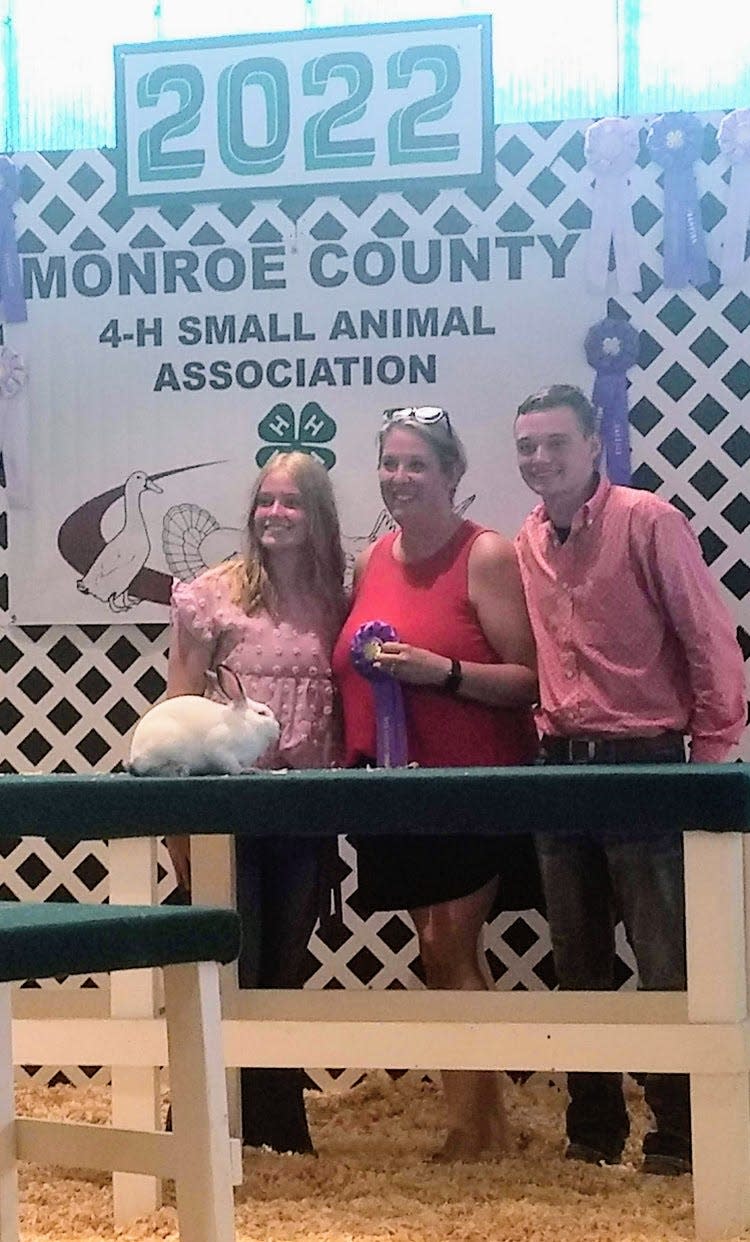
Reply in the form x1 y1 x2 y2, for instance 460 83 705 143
333 521 537 767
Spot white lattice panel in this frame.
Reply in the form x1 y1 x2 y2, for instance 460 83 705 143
0 114 747 1088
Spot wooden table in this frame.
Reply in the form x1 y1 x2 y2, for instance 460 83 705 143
4 764 750 1239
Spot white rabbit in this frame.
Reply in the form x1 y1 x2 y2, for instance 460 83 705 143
128 664 280 777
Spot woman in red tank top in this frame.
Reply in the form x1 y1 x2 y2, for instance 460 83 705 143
332 406 539 1162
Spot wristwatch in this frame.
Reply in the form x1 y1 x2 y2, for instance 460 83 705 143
442 658 463 694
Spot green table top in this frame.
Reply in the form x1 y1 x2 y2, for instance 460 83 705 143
0 764 747 840
0 902 241 982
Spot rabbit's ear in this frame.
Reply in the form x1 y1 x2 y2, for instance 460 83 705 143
205 668 232 701
215 663 246 704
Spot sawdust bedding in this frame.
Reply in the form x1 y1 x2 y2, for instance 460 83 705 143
15 1072 744 1242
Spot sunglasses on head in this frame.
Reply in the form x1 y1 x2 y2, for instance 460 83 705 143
382 406 453 436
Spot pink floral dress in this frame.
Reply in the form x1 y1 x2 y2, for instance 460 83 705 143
171 573 338 770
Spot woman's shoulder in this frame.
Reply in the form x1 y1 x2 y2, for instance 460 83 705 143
466 524 515 557
465 525 518 579
174 559 242 599
171 560 244 638
352 531 395 588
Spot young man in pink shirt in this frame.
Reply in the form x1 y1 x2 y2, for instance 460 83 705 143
514 383 746 1175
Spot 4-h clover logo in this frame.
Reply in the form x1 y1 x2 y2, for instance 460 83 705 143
256 402 337 469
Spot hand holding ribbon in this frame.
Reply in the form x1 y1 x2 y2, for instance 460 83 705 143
718 109 750 287
0 157 27 324
585 316 640 485
350 621 408 769
647 112 709 289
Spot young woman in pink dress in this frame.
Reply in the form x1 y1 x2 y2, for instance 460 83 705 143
165 451 346 1155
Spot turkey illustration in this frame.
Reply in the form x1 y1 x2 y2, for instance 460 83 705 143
162 503 242 581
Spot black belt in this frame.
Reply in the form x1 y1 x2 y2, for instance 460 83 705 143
541 732 685 765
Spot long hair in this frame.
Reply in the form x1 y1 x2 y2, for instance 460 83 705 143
208 452 346 631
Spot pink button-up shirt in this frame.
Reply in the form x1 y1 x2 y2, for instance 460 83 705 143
516 478 746 762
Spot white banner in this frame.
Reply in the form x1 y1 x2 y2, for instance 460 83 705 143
6 163 600 625
22 79 737 624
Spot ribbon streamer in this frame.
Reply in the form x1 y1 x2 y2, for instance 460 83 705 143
584 118 641 293
350 620 408 769
718 108 750 287
0 344 30 507
0 157 27 324
647 112 709 289
585 317 640 486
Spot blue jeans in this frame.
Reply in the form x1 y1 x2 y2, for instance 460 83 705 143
536 737 690 1159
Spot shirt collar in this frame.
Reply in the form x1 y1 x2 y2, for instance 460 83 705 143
538 474 611 539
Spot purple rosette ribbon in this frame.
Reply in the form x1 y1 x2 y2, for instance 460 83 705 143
718 108 750 287
647 112 709 289
0 157 27 324
585 317 640 485
350 620 408 769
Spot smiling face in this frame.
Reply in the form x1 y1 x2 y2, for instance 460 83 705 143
514 404 601 513
378 425 457 526
252 467 309 553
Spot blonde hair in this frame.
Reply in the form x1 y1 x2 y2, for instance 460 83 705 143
377 416 468 498
207 452 346 630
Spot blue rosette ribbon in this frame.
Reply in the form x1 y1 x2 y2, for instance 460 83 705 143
585 317 640 485
647 112 709 289
350 620 408 769
0 157 27 324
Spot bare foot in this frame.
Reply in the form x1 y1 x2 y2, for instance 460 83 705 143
430 1128 507 1163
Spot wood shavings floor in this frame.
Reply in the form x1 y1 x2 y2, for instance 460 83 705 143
15 1072 745 1241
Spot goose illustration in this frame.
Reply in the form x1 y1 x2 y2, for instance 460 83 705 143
76 470 163 611
162 503 242 581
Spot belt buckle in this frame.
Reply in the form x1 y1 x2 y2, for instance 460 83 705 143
570 738 598 763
